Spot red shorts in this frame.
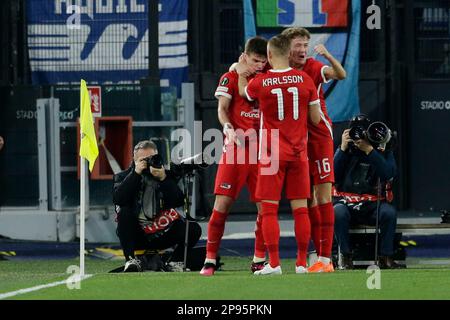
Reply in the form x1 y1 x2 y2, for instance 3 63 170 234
256 159 310 201
308 128 335 185
214 143 259 202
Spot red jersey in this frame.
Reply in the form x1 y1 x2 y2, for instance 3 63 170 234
214 71 259 134
246 67 319 161
302 57 333 138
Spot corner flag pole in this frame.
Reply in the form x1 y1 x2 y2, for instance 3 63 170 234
80 156 86 278
79 79 99 279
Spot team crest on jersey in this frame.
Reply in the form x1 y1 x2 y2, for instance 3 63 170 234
220 183 232 190
221 77 229 86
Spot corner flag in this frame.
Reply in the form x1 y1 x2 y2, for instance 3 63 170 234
78 79 99 280
79 79 99 172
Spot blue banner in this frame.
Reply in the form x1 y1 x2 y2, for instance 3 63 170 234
243 0 256 41
326 0 360 122
26 0 188 95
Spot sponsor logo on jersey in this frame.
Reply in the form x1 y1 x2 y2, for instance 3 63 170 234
220 183 232 190
221 77 229 86
240 110 260 118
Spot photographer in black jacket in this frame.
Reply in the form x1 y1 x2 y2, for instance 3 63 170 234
113 140 202 272
333 115 404 269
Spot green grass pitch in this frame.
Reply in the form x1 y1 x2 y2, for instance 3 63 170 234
1 257 450 300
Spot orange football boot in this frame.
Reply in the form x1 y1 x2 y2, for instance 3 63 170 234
307 261 335 273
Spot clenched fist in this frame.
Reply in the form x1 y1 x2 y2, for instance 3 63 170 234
314 44 331 58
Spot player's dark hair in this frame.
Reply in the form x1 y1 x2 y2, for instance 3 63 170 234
244 36 268 57
281 27 311 41
268 34 291 57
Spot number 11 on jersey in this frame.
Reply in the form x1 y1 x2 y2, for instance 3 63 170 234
270 87 299 121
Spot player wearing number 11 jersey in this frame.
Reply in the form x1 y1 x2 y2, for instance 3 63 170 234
240 34 321 275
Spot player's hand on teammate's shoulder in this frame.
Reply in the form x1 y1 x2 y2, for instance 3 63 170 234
314 44 330 58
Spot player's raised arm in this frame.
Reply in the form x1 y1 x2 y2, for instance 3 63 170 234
314 44 346 80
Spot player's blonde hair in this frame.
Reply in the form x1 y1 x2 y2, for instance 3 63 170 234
268 34 291 57
281 27 311 41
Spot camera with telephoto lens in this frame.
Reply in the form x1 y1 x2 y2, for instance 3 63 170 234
348 114 394 151
145 154 163 169
366 121 392 150
348 114 371 141
170 153 210 177
349 125 367 141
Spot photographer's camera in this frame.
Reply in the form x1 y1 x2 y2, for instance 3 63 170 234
349 125 367 141
145 154 163 169
347 114 395 151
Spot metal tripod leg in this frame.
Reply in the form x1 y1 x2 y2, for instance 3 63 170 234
183 218 189 272
182 173 195 272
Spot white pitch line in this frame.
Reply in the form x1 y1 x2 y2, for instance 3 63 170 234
0 275 93 300
200 231 296 240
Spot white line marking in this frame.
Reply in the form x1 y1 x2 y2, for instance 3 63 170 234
201 231 295 240
0 275 93 300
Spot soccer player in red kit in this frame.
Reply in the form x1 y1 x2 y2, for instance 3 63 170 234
281 27 346 273
240 34 321 275
199 36 268 276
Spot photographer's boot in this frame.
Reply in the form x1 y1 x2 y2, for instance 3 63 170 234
124 258 143 272
378 256 406 269
342 254 354 270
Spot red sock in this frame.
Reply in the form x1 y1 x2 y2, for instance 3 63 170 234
261 202 280 268
308 206 321 256
206 209 228 259
253 213 266 259
319 202 335 258
293 207 311 267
